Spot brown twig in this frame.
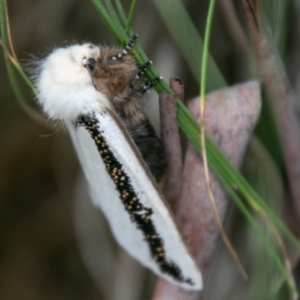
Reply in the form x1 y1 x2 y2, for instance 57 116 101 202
243 0 300 232
159 77 184 209
219 0 252 58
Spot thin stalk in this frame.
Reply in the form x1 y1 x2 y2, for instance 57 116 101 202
125 0 137 33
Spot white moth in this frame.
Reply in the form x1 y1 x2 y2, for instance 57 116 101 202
34 39 202 291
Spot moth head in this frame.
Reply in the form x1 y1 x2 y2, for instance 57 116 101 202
75 43 99 72
62 43 100 79
36 44 111 121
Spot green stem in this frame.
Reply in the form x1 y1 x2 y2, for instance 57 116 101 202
125 0 137 33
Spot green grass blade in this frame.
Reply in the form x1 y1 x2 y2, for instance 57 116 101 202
90 0 300 252
152 0 226 91
125 0 137 33
1 0 298 291
0 0 32 104
114 0 127 24
104 0 126 43
177 100 300 249
200 0 216 97
91 0 126 43
177 100 298 292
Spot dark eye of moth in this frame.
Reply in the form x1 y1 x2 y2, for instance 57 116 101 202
85 58 96 72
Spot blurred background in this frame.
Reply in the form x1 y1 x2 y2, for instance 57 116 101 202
1 0 300 299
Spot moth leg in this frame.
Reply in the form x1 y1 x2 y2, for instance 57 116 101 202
111 34 138 60
130 60 153 88
140 76 162 94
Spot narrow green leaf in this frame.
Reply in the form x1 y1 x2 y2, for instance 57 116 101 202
90 0 300 260
0 0 30 104
125 0 137 33
114 0 127 25
91 0 126 43
152 0 226 91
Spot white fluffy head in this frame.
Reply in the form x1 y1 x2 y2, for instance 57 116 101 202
35 43 111 121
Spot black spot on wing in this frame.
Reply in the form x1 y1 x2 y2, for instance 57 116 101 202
77 113 194 286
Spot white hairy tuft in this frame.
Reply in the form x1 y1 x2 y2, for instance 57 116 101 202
35 43 111 121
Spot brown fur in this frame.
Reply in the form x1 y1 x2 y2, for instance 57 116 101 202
91 47 145 126
90 46 167 181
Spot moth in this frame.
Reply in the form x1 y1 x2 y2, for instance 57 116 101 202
34 36 202 290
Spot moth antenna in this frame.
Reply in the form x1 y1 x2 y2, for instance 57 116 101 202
130 60 153 88
141 76 162 93
111 34 138 60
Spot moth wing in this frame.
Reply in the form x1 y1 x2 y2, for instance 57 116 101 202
66 109 202 291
